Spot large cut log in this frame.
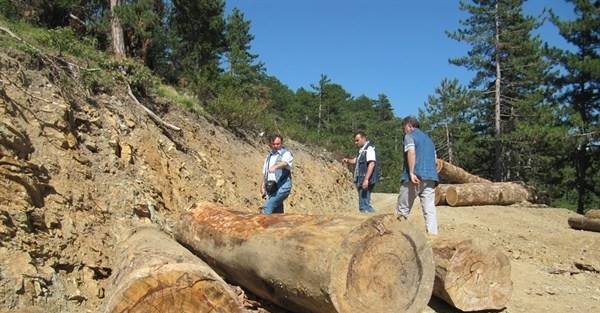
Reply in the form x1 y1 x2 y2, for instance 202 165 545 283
568 216 600 233
445 182 537 207
174 202 435 313
436 159 492 184
429 236 512 311
101 226 245 313
435 184 452 205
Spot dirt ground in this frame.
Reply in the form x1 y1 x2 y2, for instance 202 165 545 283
370 194 600 313
1 45 599 313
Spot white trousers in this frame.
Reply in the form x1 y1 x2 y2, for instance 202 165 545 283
396 180 438 234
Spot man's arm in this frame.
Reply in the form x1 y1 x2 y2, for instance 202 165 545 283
269 151 292 172
269 160 289 172
406 148 420 184
342 157 356 165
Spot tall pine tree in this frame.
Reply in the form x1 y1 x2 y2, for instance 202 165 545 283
419 79 486 177
224 7 265 85
550 0 600 213
447 0 555 183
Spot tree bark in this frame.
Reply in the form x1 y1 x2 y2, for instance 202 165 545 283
429 236 512 311
435 184 451 205
568 216 600 233
101 226 245 313
436 159 492 184
174 202 435 313
110 0 125 57
445 182 537 207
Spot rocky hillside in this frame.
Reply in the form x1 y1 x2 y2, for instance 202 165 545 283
0 45 359 312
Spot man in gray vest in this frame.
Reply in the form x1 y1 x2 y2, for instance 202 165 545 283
342 131 379 213
396 116 439 234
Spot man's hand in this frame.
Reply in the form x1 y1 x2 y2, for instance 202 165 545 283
362 180 369 190
410 173 420 185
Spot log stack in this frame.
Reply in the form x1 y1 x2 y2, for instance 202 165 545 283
429 236 512 311
433 159 538 207
174 202 436 313
101 226 245 313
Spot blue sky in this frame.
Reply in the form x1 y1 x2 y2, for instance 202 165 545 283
225 0 576 119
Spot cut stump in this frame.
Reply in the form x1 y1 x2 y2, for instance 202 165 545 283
174 202 435 313
101 226 245 313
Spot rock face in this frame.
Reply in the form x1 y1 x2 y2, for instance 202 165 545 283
0 47 357 312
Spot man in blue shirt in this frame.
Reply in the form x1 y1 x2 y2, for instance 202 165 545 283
260 134 293 214
396 116 439 234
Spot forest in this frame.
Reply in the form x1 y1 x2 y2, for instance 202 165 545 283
0 0 598 213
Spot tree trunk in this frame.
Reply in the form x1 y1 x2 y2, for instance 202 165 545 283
436 159 492 184
568 216 600 233
429 236 512 311
435 184 451 205
110 0 125 57
102 226 245 313
174 202 435 313
445 182 537 207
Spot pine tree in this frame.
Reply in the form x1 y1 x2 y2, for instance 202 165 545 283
224 7 265 84
447 0 555 182
550 0 600 213
114 0 169 71
170 0 227 99
310 74 331 135
419 79 490 177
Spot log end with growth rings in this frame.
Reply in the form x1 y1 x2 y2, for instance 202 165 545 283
431 236 513 311
328 214 435 313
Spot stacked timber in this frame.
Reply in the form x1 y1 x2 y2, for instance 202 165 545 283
436 159 492 184
568 209 600 232
429 236 512 311
445 182 537 207
101 226 245 313
174 202 435 313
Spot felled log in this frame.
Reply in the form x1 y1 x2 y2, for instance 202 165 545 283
584 209 600 219
568 216 600 233
101 226 245 313
174 202 435 313
436 159 492 184
445 182 537 207
429 236 512 311
435 184 451 205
